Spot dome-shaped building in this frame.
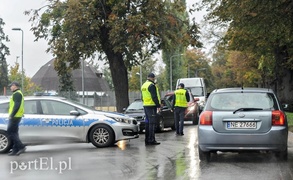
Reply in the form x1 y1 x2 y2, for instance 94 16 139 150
31 58 112 106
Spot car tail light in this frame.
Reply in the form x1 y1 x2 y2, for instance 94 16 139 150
200 111 213 125
272 110 285 126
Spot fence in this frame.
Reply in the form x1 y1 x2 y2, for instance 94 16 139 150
68 90 169 112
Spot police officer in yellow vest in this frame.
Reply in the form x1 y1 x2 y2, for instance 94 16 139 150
141 73 161 145
173 83 190 136
7 81 26 156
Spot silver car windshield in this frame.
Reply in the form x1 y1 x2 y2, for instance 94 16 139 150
126 101 144 111
187 87 204 97
210 92 277 110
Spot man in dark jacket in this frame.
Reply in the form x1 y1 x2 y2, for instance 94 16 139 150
7 81 26 156
141 73 161 145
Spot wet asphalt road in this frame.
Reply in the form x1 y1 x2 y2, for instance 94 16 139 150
0 123 293 180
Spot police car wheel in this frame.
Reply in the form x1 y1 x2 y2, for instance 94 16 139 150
89 124 115 148
0 131 11 153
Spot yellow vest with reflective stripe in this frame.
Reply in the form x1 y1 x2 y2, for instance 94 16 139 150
141 80 159 106
174 89 188 107
9 90 24 117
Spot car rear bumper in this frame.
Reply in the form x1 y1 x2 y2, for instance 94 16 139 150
198 126 288 152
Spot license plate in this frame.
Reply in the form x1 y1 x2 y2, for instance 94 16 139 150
227 121 256 129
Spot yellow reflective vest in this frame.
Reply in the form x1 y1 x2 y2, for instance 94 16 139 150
9 90 24 117
174 89 188 107
141 80 160 106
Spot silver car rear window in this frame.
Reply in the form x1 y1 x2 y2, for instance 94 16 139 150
210 92 277 110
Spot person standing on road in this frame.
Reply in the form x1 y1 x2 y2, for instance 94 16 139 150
173 83 190 136
7 81 26 156
141 73 161 145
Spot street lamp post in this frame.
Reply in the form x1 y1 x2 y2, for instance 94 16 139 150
12 28 24 90
136 69 142 89
136 68 143 99
170 54 183 91
81 60 85 104
135 60 142 89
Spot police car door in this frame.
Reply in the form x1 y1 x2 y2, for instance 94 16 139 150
37 100 86 143
19 100 42 143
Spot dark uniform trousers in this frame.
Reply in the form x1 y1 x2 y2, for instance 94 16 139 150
7 117 25 152
174 107 186 134
144 106 157 143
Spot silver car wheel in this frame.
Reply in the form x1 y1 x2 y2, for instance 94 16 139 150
93 128 110 145
90 125 114 148
0 131 11 153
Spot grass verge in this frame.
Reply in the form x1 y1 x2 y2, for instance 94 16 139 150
286 112 293 132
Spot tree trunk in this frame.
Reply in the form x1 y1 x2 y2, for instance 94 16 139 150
278 68 293 104
99 24 130 112
106 51 129 112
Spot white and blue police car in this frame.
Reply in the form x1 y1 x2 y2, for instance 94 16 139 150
0 96 139 153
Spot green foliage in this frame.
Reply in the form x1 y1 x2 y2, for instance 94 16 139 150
53 59 75 92
198 0 293 103
128 57 156 91
0 18 9 94
8 62 42 96
161 1 202 91
200 0 293 73
287 112 293 126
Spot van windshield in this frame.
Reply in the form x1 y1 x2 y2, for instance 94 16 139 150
187 87 204 97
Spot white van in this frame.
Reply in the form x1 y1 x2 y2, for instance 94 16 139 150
176 77 207 111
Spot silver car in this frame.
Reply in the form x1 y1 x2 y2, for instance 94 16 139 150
0 96 139 153
198 88 288 161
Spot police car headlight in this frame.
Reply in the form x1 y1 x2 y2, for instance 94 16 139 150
121 119 131 124
106 116 134 124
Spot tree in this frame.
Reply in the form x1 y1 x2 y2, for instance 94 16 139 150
8 62 42 96
0 18 9 95
199 0 293 103
128 57 156 91
161 0 200 91
26 0 201 112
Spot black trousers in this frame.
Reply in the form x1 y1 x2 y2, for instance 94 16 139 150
7 117 25 152
174 107 186 134
144 106 157 143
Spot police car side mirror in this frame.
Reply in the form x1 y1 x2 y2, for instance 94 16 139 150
70 110 80 116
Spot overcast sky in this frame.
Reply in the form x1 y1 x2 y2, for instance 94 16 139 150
0 0 205 78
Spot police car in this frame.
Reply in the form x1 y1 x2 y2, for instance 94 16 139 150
0 96 139 153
